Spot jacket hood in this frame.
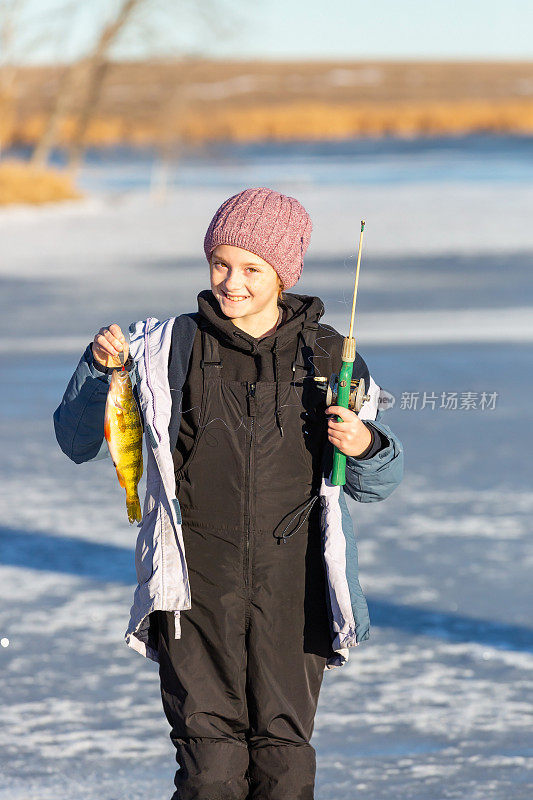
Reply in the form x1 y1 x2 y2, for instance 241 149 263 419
196 289 325 355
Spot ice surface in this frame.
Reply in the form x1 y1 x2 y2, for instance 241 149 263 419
1 147 532 799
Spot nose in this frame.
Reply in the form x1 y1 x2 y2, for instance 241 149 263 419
223 283 246 293
221 269 246 292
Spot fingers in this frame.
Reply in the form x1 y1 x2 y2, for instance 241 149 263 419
326 405 366 447
327 414 372 457
92 324 129 364
325 405 358 424
327 416 364 432
104 324 126 354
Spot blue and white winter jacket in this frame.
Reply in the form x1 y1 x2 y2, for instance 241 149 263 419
53 312 403 668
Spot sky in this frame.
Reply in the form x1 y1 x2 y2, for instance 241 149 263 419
7 0 533 64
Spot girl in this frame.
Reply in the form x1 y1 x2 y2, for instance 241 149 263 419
54 187 403 800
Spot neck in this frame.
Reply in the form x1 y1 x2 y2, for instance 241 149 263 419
231 302 281 339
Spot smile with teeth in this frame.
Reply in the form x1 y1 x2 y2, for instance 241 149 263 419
222 290 250 302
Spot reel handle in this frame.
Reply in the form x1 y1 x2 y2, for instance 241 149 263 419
331 359 355 486
331 338 356 486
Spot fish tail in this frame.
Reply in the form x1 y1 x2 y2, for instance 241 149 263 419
126 493 142 525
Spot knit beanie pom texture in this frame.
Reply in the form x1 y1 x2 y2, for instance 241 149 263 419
203 187 312 290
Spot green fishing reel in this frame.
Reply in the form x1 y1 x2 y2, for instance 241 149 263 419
313 375 370 414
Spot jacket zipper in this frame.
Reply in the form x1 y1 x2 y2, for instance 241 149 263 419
244 381 256 592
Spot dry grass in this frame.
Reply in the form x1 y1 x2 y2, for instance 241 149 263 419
0 160 82 206
180 99 533 142
5 59 533 147
11 98 533 148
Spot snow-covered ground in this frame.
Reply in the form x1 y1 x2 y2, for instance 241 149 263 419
1 153 532 799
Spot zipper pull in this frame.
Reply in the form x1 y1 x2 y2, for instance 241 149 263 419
247 381 256 417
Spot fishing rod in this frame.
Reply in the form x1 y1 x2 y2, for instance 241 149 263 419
314 220 370 486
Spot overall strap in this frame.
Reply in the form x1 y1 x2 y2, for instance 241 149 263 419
198 318 318 382
168 312 201 392
291 321 319 381
200 327 222 377
173 325 221 479
168 312 201 454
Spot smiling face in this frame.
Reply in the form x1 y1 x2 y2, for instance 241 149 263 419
209 244 282 327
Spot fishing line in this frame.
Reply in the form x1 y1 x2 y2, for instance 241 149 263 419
176 328 341 433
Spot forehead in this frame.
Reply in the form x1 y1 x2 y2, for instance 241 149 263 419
211 244 272 269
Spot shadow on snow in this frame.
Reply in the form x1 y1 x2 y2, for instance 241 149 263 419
1 525 532 654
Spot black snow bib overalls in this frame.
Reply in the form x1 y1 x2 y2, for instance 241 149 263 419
156 316 336 800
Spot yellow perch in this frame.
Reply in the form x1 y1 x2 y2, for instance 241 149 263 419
104 367 143 523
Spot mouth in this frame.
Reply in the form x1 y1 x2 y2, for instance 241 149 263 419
220 289 250 304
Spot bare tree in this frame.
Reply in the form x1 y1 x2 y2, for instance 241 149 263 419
0 0 26 155
0 11 14 152
30 63 75 168
1 0 80 160
152 94 192 202
32 0 145 169
31 0 241 171
66 0 145 172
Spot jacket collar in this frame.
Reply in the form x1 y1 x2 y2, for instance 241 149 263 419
196 289 325 355
196 289 325 439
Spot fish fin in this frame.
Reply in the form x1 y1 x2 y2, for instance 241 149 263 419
104 417 111 442
127 495 142 524
116 468 126 488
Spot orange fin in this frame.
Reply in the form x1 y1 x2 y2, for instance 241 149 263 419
116 467 126 488
104 417 111 442
126 496 142 524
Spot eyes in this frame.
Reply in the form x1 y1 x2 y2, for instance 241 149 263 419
212 261 259 274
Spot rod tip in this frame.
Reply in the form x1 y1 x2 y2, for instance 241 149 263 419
361 220 366 231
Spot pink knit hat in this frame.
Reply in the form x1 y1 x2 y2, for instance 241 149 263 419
203 187 312 290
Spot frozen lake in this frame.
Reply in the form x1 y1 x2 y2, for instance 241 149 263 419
1 138 532 798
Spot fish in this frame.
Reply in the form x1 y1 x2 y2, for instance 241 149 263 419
104 365 143 524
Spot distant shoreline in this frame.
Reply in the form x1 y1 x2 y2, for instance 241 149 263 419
4 59 533 147
8 130 533 160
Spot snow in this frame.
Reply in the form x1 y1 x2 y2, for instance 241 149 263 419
0 146 532 798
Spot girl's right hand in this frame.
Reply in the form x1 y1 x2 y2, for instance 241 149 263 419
92 324 129 367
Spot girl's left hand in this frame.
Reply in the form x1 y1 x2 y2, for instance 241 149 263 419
326 405 373 457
